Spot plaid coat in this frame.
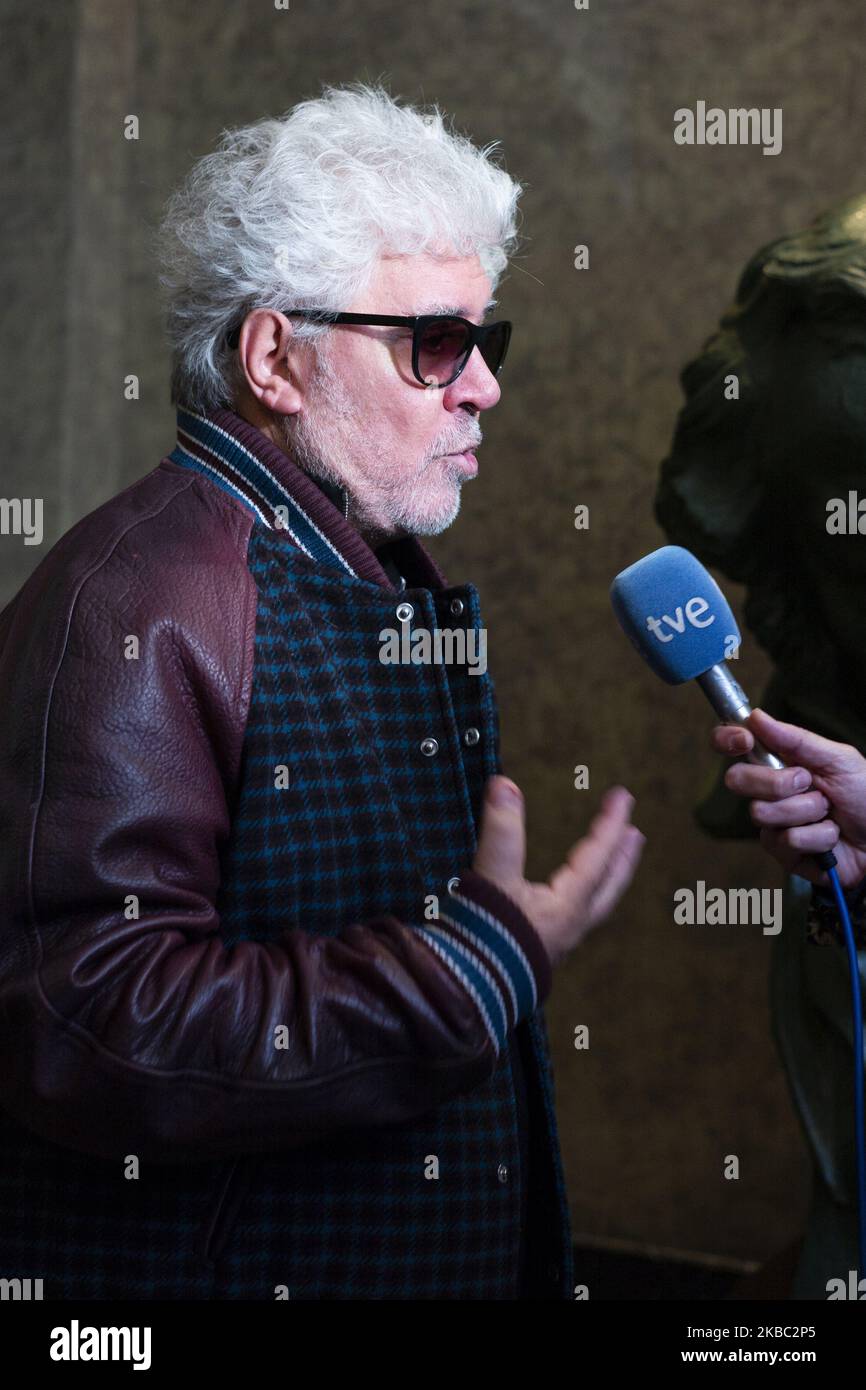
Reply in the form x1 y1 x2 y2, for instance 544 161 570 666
0 404 573 1300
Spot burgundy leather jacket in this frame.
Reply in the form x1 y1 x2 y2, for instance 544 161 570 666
0 404 553 1166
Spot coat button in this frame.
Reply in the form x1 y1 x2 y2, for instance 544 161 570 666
447 876 460 893
396 601 414 623
497 1163 509 1184
449 597 464 616
463 727 480 746
420 738 439 757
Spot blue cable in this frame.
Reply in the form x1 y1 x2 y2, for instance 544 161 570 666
824 861 866 1284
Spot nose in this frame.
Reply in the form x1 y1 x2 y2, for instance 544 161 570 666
443 344 502 411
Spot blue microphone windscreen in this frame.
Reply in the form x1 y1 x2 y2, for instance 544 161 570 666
610 546 741 684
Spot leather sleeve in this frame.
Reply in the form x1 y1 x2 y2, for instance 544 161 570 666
0 475 550 1164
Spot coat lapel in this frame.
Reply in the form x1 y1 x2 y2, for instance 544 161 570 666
170 405 450 595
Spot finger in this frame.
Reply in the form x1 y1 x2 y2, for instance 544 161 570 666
748 790 831 828
757 827 824 883
711 724 754 757
758 826 806 878
472 775 526 883
725 761 812 801
763 818 841 856
757 826 839 886
747 708 859 777
585 824 646 925
549 787 636 899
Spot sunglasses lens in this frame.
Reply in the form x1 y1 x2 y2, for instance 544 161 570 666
480 321 510 377
417 318 473 386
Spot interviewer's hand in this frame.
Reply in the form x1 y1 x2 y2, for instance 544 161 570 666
472 775 645 969
710 707 866 888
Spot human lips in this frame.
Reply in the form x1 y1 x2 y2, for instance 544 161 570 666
444 447 479 477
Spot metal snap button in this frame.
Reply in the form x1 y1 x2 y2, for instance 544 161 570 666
463 727 480 746
420 737 439 757
497 1163 509 1184
447 876 460 893
396 601 414 623
449 597 464 616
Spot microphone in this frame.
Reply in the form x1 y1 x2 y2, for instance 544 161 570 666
609 544 836 869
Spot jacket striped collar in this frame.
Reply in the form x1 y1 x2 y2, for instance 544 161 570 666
169 405 450 595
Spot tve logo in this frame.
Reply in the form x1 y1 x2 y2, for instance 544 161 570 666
645 596 715 643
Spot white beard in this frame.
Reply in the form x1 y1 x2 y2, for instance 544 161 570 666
278 347 473 542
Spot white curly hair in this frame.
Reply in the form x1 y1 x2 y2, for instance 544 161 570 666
156 80 524 412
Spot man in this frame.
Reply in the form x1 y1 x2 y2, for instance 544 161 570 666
0 82 643 1300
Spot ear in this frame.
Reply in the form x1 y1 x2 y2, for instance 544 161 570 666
234 309 306 415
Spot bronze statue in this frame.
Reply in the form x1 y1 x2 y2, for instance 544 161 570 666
656 193 866 1299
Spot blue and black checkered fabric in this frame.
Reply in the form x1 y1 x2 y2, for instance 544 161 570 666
207 528 571 1299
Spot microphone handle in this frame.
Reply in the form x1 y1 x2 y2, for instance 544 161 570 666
696 664 837 872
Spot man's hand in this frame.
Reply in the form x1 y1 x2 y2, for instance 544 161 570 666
710 707 866 888
472 775 645 969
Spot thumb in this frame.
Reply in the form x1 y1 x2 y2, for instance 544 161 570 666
747 707 856 775
472 776 526 884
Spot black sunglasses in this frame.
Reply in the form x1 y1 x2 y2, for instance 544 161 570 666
225 310 512 388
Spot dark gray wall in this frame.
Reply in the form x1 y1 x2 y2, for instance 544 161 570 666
5 0 864 1266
